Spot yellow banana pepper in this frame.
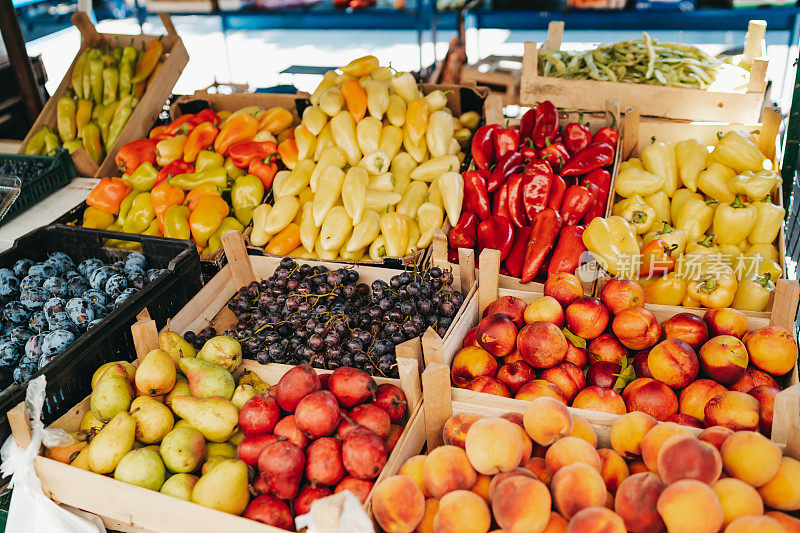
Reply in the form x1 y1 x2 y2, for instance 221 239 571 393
582 216 639 276
748 197 785 244
319 206 352 252
417 202 444 249
748 243 780 264
340 247 365 261
142 219 162 238
122 192 155 234
360 151 391 176
253 130 277 143
224 156 245 179
314 122 336 161
371 66 392 82
294 125 316 161
301 105 327 136
675 196 714 242
299 202 319 253
331 111 361 166
675 138 707 192
670 189 702 223
427 178 443 210
369 235 387 262
423 89 450 112
713 131 766 172
643 221 687 256
391 153 416 186
643 272 687 306
310 147 347 192
341 55 379 77
458 111 480 130
272 171 290 199
156 135 186 167
364 80 390 120
315 234 340 260
206 217 245 254
313 166 345 227
613 195 656 234
409 155 459 182
342 167 369 225
345 210 380 252
368 173 395 191
379 125 403 160
391 72 421 103
403 127 427 163
697 163 737 203
319 87 343 117
386 95 407 128
426 110 454 158
712 196 757 245
642 140 679 196
380 212 408 257
614 166 665 198
405 217 420 255
397 181 428 219
643 191 671 225
405 98 429 145
311 71 338 106
365 189 402 212
196 150 224 172
279 159 314 197
298 186 314 208
732 273 774 312
356 116 382 155
619 158 644 172
437 172 464 226
265 196 300 234
728 170 781 201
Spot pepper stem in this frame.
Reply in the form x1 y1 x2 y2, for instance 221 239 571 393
697 234 716 248
698 276 719 294
755 272 772 287
730 195 746 208
630 210 648 224
657 220 672 234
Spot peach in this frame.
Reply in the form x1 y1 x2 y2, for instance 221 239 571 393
569 415 598 448
543 512 569 533
766 511 800 532
442 413 480 448
496 361 536 395
492 475 552 533
629 460 648 474
523 457 552 485
466 376 511 398
656 479 723 533
487 468 537 501
463 327 479 348
647 338 699 389
613 472 666 533
518 321 568 369
551 462 608 519
565 342 589 368
399 455 429 497
663 312 710 350
622 377 679 421
698 335 748 385
731 367 779 393
612 307 661 350
641 422 692 472
434 490 491 533
500 411 524 427
588 334 627 365
698 425 734 450
601 278 645 315
632 350 652 378
745 325 798 376
504 348 523 364
598 449 629 493
726 516 786 533
545 436 601 474
484 295 528 329
679 379 728 423
565 297 609 340
524 396 573 445
524 296 565 327
721 431 781 487
416 498 438 533
450 347 498 388
422 445 477 498
567 507 626 533
516 379 568 404
572 386 626 415
465 418 525 475
657 434 722 484
705 391 760 431
704 308 748 339
712 478 764 528
500 414 533 464
666 413 704 428
471 474 491 502
757 456 800 511
476 314 518 358
749 385 778 437
610 411 658 458
586 361 621 389
544 272 584 307
372 475 426 533
542 361 586 402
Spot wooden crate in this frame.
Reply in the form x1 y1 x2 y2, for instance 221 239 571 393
169 90 309 120
422 247 800 447
520 21 768 122
19 12 189 178
460 56 522 107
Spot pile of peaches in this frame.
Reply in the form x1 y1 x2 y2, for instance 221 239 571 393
371 398 800 533
451 273 798 435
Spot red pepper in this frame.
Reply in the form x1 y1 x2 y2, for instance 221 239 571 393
532 101 559 149
462 169 491 221
582 169 612 223
592 114 619 148
448 212 479 250
520 208 562 283
539 140 570 173
162 114 195 137
248 153 279 190
639 238 678 278
519 108 537 144
521 159 553 224
560 142 614 177
519 139 538 163
547 174 567 211
190 109 221 129
492 182 510 220
156 160 194 187
563 116 592 155
547 225 586 278
506 173 526 228
471 124 501 170
477 216 515 261
493 127 519 160
447 246 458 263
228 141 278 169
504 226 532 279
486 151 523 193
560 184 594 226
114 138 157 174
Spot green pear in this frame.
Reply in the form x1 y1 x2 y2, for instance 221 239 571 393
91 368 134 423
88 412 136 474
165 375 191 408
159 331 197 364
227 431 245 447
160 426 206 473
171 396 238 443
230 383 256 410
177 358 235 400
130 396 174 444
114 448 166 491
201 455 226 475
206 442 236 459
197 336 242 373
135 349 177 396
191 459 249 515
91 361 136 389
161 473 198 501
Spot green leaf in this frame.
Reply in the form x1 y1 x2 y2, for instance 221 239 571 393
562 327 586 349
612 365 636 394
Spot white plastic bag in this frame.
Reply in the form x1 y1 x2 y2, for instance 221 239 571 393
0 375 106 533
294 490 374 533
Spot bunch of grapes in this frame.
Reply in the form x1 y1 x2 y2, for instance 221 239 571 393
183 258 463 378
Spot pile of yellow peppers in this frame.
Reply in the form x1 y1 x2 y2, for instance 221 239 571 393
584 130 785 311
250 55 478 261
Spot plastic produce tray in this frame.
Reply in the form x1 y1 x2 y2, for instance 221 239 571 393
0 225 202 445
0 149 75 226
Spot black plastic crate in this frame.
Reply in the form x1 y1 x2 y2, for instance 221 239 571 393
0 149 75 225
0 225 202 443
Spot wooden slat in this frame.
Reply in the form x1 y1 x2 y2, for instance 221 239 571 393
457 248 475 297
131 315 159 364
477 248 500 318
221 230 256 290
422 362 452 449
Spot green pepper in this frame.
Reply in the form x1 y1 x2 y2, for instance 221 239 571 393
206 217 245 253
122 192 155 234
124 161 158 192
56 95 77 142
91 101 104 120
231 173 265 225
164 205 191 240
121 41 137 64
82 122 104 164
102 66 118 105
168 168 230 190
106 96 136 151
24 128 48 155
117 190 138 226
82 49 100 102
98 100 121 142
119 60 133 96
141 218 161 237
88 51 105 104
112 46 123 63
71 50 89 100
43 128 60 155
62 140 83 154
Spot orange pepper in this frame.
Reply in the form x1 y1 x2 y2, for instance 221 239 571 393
149 124 170 140
405 98 429 145
639 238 678 278
278 139 299 170
183 121 219 163
214 111 258 156
189 195 229 247
185 183 222 211
265 223 301 255
86 177 132 215
133 80 146 100
249 153 279 190
341 79 367 123
145 62 163 91
258 107 293 134
151 182 185 233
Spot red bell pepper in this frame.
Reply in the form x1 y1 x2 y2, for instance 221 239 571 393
563 116 592 155
521 159 553 224
115 138 157 174
492 182 510 220
547 174 567 211
162 114 195 137
547 225 586 278
519 139 537 163
448 246 459 264
471 124 501 170
448 212 479 250
532 101 558 149
462 169 491 221
540 140 570 173
156 160 194 187
593 114 618 148
520 208 562 283
560 142 614 177
477 216 515 261
505 226 532 279
582 169 612 223
519 108 537 144
560 184 594 225
493 126 519 160
248 153 279 190
190 109 221 129
228 141 278 169
486 151 523 193
506 173 526 228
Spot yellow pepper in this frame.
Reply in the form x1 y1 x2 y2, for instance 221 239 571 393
356 117 382 155
582 216 639 276
685 258 738 308
300 105 327 137
231 174 265 225
712 131 766 172
747 243 780 264
391 153 416 188
310 147 346 192
670 189 702 223
697 163 736 203
458 111 480 130
380 212 408 257
734 252 762 280
311 71 338 106
224 156 245 179
748 197 785 244
732 273 774 312
437 172 464 226
675 196 714 242
82 206 115 229
279 159 315 198
614 166 664 198
403 127 427 163
643 272 687 306
718 244 742 267
423 89 450 112
643 221 687 256
117 191 137 227
643 191 671 225
164 205 191 240
265 196 300 235
405 98 429 145
189 195 229 247
642 140 678 196
196 150 224 172
368 173 394 191
759 259 782 281
340 247 365 261
426 110 454 159
315 235 340 260
396 181 428 219
142 218 162 237
364 80 390 120
124 162 158 193
359 151 391 176
122 192 155 234
264 223 301 256
206 217 245 254
214 111 258 156
271 171 290 199
674 138 707 192
613 195 657 234
685 234 720 255
379 125 403 161
294 125 316 162
341 55 379 77
331 111 361 167
345 210 380 252
371 66 392 82
314 123 336 161
712 196 757 245
404 217 420 255
391 72 420 103
365 189 402 213
386 95 407 128
728 170 781 201
250 204 273 247
319 87 343 117
319 206 353 252
369 235 387 262
298 186 314 208
342 167 369 225
426 178 443 210
417 202 444 249
313 166 345 227
619 158 644 172
298 202 319 253
409 155 459 182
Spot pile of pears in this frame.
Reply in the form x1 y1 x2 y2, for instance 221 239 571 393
49 330 265 516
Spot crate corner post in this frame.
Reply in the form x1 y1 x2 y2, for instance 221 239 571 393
422 362 452 449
